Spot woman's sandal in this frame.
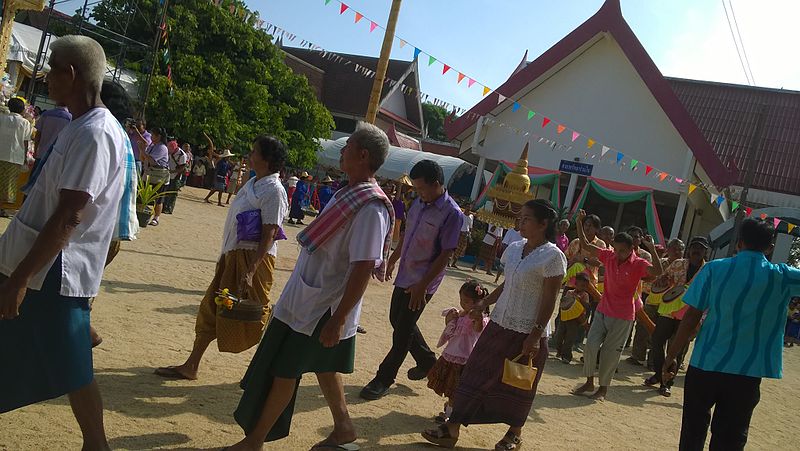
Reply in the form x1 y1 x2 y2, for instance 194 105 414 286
421 424 458 448
495 432 522 451
433 412 448 424
659 386 672 397
643 375 659 387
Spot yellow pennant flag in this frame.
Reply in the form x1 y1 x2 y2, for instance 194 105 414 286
688 184 697 195
482 86 490 97
788 223 796 234
587 138 596 148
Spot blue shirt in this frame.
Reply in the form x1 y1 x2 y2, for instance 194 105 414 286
684 251 800 379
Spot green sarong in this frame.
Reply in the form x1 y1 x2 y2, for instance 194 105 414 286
234 313 355 442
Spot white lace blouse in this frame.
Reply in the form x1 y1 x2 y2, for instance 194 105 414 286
491 240 567 335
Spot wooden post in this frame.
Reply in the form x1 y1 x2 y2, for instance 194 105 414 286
727 105 768 256
365 0 402 124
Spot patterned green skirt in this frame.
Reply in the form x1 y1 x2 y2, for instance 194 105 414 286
0 161 21 204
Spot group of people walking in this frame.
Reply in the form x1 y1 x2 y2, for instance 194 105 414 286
0 34 799 451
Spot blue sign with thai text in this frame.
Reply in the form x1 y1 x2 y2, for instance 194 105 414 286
559 160 593 176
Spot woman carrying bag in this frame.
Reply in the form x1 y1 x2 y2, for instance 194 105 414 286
422 199 566 451
154 135 289 380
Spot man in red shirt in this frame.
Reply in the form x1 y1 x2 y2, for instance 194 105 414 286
571 210 663 400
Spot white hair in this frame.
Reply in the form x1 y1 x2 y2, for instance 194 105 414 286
50 35 107 91
350 121 390 171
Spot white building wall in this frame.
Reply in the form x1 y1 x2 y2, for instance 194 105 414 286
474 34 699 195
381 90 408 121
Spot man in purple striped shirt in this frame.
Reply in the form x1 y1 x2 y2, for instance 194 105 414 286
361 160 463 401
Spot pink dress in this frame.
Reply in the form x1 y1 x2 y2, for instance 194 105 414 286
556 233 569 252
438 314 490 365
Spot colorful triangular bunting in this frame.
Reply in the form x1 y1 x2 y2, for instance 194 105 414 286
428 55 437 66
788 223 796 233
457 72 465 83
571 131 580 142
760 213 768 220
616 152 624 163
587 138 596 148
370 21 378 32
527 111 536 120
482 86 490 96
340 3 349 14
497 94 507 104
442 64 451 75
645 165 653 176
512 102 520 112
354 12 363 23
413 48 421 60
659 172 669 181
467 78 476 88
630 159 639 170
774 218 781 228
601 146 610 157
399 39 407 48
731 201 740 212
542 117 551 128
745 207 753 217
556 124 566 134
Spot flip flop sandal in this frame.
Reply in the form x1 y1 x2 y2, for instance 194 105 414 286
149 219 159 226
421 424 458 448
659 386 672 397
310 442 360 450
495 432 522 451
434 412 448 424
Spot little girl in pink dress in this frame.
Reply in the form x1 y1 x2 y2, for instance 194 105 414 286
426 280 490 423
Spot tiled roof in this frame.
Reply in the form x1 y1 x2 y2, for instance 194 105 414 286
667 78 800 195
281 47 422 131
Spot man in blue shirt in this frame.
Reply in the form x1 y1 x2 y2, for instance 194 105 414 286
664 218 800 451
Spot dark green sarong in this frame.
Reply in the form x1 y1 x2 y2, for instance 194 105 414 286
234 313 355 442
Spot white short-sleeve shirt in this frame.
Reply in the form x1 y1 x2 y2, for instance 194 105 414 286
502 229 524 246
0 108 126 297
482 225 504 245
0 112 33 165
272 195 391 339
461 213 473 233
491 241 567 335
220 173 288 257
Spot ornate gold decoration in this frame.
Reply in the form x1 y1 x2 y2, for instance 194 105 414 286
477 143 534 228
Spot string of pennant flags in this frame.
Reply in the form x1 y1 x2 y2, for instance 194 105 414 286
193 0 799 235
317 0 800 233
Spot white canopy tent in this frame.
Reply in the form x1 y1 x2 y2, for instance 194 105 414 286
318 137 479 188
5 22 139 96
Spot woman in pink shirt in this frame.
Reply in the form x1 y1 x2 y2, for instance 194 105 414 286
556 219 570 252
426 280 490 424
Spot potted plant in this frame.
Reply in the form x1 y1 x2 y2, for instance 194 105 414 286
136 176 176 228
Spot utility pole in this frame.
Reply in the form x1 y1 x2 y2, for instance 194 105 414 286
365 0 402 124
727 104 768 256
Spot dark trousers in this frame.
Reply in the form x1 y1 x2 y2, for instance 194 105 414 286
376 286 436 385
553 318 581 362
651 315 685 387
680 366 761 451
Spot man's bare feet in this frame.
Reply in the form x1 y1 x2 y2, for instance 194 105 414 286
224 437 263 451
154 364 198 380
572 381 595 396
90 326 103 348
589 387 608 401
205 198 212 204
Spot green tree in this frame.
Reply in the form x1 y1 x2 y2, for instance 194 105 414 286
790 237 799 268
422 102 448 141
90 0 333 166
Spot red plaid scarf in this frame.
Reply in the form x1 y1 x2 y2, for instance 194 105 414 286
297 180 395 281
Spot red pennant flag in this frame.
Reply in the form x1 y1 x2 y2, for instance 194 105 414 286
370 21 378 32
541 117 551 128
457 72 465 84
340 3 349 14
745 207 753 217
354 12 363 23
556 124 566 134
645 165 653 175
760 213 768 220
442 64 451 75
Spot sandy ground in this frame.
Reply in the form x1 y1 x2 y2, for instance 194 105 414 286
1 186 797 450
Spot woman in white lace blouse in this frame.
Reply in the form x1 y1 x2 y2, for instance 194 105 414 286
423 199 567 450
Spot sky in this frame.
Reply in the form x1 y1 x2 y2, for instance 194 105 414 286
55 0 800 112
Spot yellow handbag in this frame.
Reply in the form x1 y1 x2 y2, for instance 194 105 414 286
502 353 538 390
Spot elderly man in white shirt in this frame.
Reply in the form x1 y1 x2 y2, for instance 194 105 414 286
0 97 33 215
228 122 394 451
0 36 127 449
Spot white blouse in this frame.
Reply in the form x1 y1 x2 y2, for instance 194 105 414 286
491 240 567 335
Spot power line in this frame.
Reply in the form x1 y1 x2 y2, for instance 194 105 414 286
720 0 752 85
726 0 756 85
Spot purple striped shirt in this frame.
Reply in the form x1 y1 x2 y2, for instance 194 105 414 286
395 191 463 294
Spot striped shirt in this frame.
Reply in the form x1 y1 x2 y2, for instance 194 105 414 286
684 251 800 379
